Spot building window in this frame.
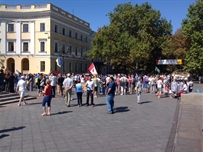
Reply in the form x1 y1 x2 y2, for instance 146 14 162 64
69 63 72 72
54 24 58 33
75 63 78 72
86 36 88 42
75 47 78 56
40 23 45 32
81 63 83 72
8 42 14 52
80 34 83 41
63 62 66 72
23 42 29 52
75 32 78 39
54 41 58 53
80 48 83 57
85 64 87 71
69 30 72 37
23 24 29 32
8 24 14 32
62 27 66 35
62 42 66 53
55 61 58 71
40 42 45 52
69 45 72 55
40 61 45 72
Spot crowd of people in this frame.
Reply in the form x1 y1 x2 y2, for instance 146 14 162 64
0 68 194 115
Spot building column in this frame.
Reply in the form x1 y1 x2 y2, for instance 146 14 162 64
16 21 21 54
1 20 6 54
30 21 35 55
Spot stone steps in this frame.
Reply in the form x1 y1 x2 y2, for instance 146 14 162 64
0 92 37 105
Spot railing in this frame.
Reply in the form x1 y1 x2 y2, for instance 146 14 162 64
21 5 31 9
6 5 16 9
35 4 47 8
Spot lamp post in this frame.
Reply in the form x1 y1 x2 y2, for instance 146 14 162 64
59 46 69 76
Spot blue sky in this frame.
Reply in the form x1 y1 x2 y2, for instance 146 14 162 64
1 0 196 33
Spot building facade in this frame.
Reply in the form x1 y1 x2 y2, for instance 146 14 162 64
0 3 93 74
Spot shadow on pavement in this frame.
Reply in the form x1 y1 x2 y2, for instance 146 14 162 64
29 102 42 105
95 103 106 107
51 111 72 116
114 107 130 113
0 134 9 139
141 101 152 104
0 126 26 133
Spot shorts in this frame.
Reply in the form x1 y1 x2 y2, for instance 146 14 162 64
94 87 98 91
157 88 162 91
19 91 25 98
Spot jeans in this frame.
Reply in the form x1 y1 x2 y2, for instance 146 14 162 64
42 95 52 107
52 86 56 97
106 95 114 113
86 90 94 105
76 92 82 105
137 91 141 103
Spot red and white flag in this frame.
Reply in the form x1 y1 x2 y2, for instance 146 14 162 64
88 63 98 75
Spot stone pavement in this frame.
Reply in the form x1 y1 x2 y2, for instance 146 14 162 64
0 84 202 152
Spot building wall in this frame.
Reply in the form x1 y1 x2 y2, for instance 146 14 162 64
0 3 92 74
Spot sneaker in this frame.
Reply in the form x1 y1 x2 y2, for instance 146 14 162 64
24 101 27 105
18 103 21 106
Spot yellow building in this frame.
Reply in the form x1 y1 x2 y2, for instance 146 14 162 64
0 3 93 74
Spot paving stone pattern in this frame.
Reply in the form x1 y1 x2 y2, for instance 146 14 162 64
0 90 178 152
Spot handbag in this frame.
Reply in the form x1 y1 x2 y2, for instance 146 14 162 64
40 81 44 86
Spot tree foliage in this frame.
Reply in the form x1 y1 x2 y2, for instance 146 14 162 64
88 2 172 73
182 0 203 73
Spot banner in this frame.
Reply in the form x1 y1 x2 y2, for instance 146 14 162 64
156 59 182 65
88 63 98 75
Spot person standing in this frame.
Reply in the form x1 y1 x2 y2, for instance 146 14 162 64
57 73 64 96
16 76 27 106
41 79 52 116
49 73 57 98
106 77 116 114
135 78 143 104
85 76 95 107
93 75 99 98
76 80 83 107
63 73 74 107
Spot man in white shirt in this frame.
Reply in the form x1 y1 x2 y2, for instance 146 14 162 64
156 77 163 98
120 74 127 95
16 76 27 106
63 73 74 107
49 73 57 98
85 76 95 107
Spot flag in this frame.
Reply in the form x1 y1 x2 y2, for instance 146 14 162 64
56 57 63 67
88 63 98 75
155 66 160 73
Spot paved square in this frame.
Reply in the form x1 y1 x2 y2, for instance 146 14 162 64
0 91 178 152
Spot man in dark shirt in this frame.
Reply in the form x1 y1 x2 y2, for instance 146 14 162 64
57 73 64 96
106 76 116 114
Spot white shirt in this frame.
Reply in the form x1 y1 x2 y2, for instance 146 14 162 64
183 84 188 92
86 80 94 90
17 79 26 92
49 76 57 86
81 77 85 83
63 77 73 88
157 80 162 88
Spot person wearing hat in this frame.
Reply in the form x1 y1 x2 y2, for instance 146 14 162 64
16 76 27 106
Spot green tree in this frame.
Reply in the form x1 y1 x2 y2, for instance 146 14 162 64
182 0 203 73
88 2 172 73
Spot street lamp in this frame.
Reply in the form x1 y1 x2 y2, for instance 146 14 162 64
58 45 69 76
